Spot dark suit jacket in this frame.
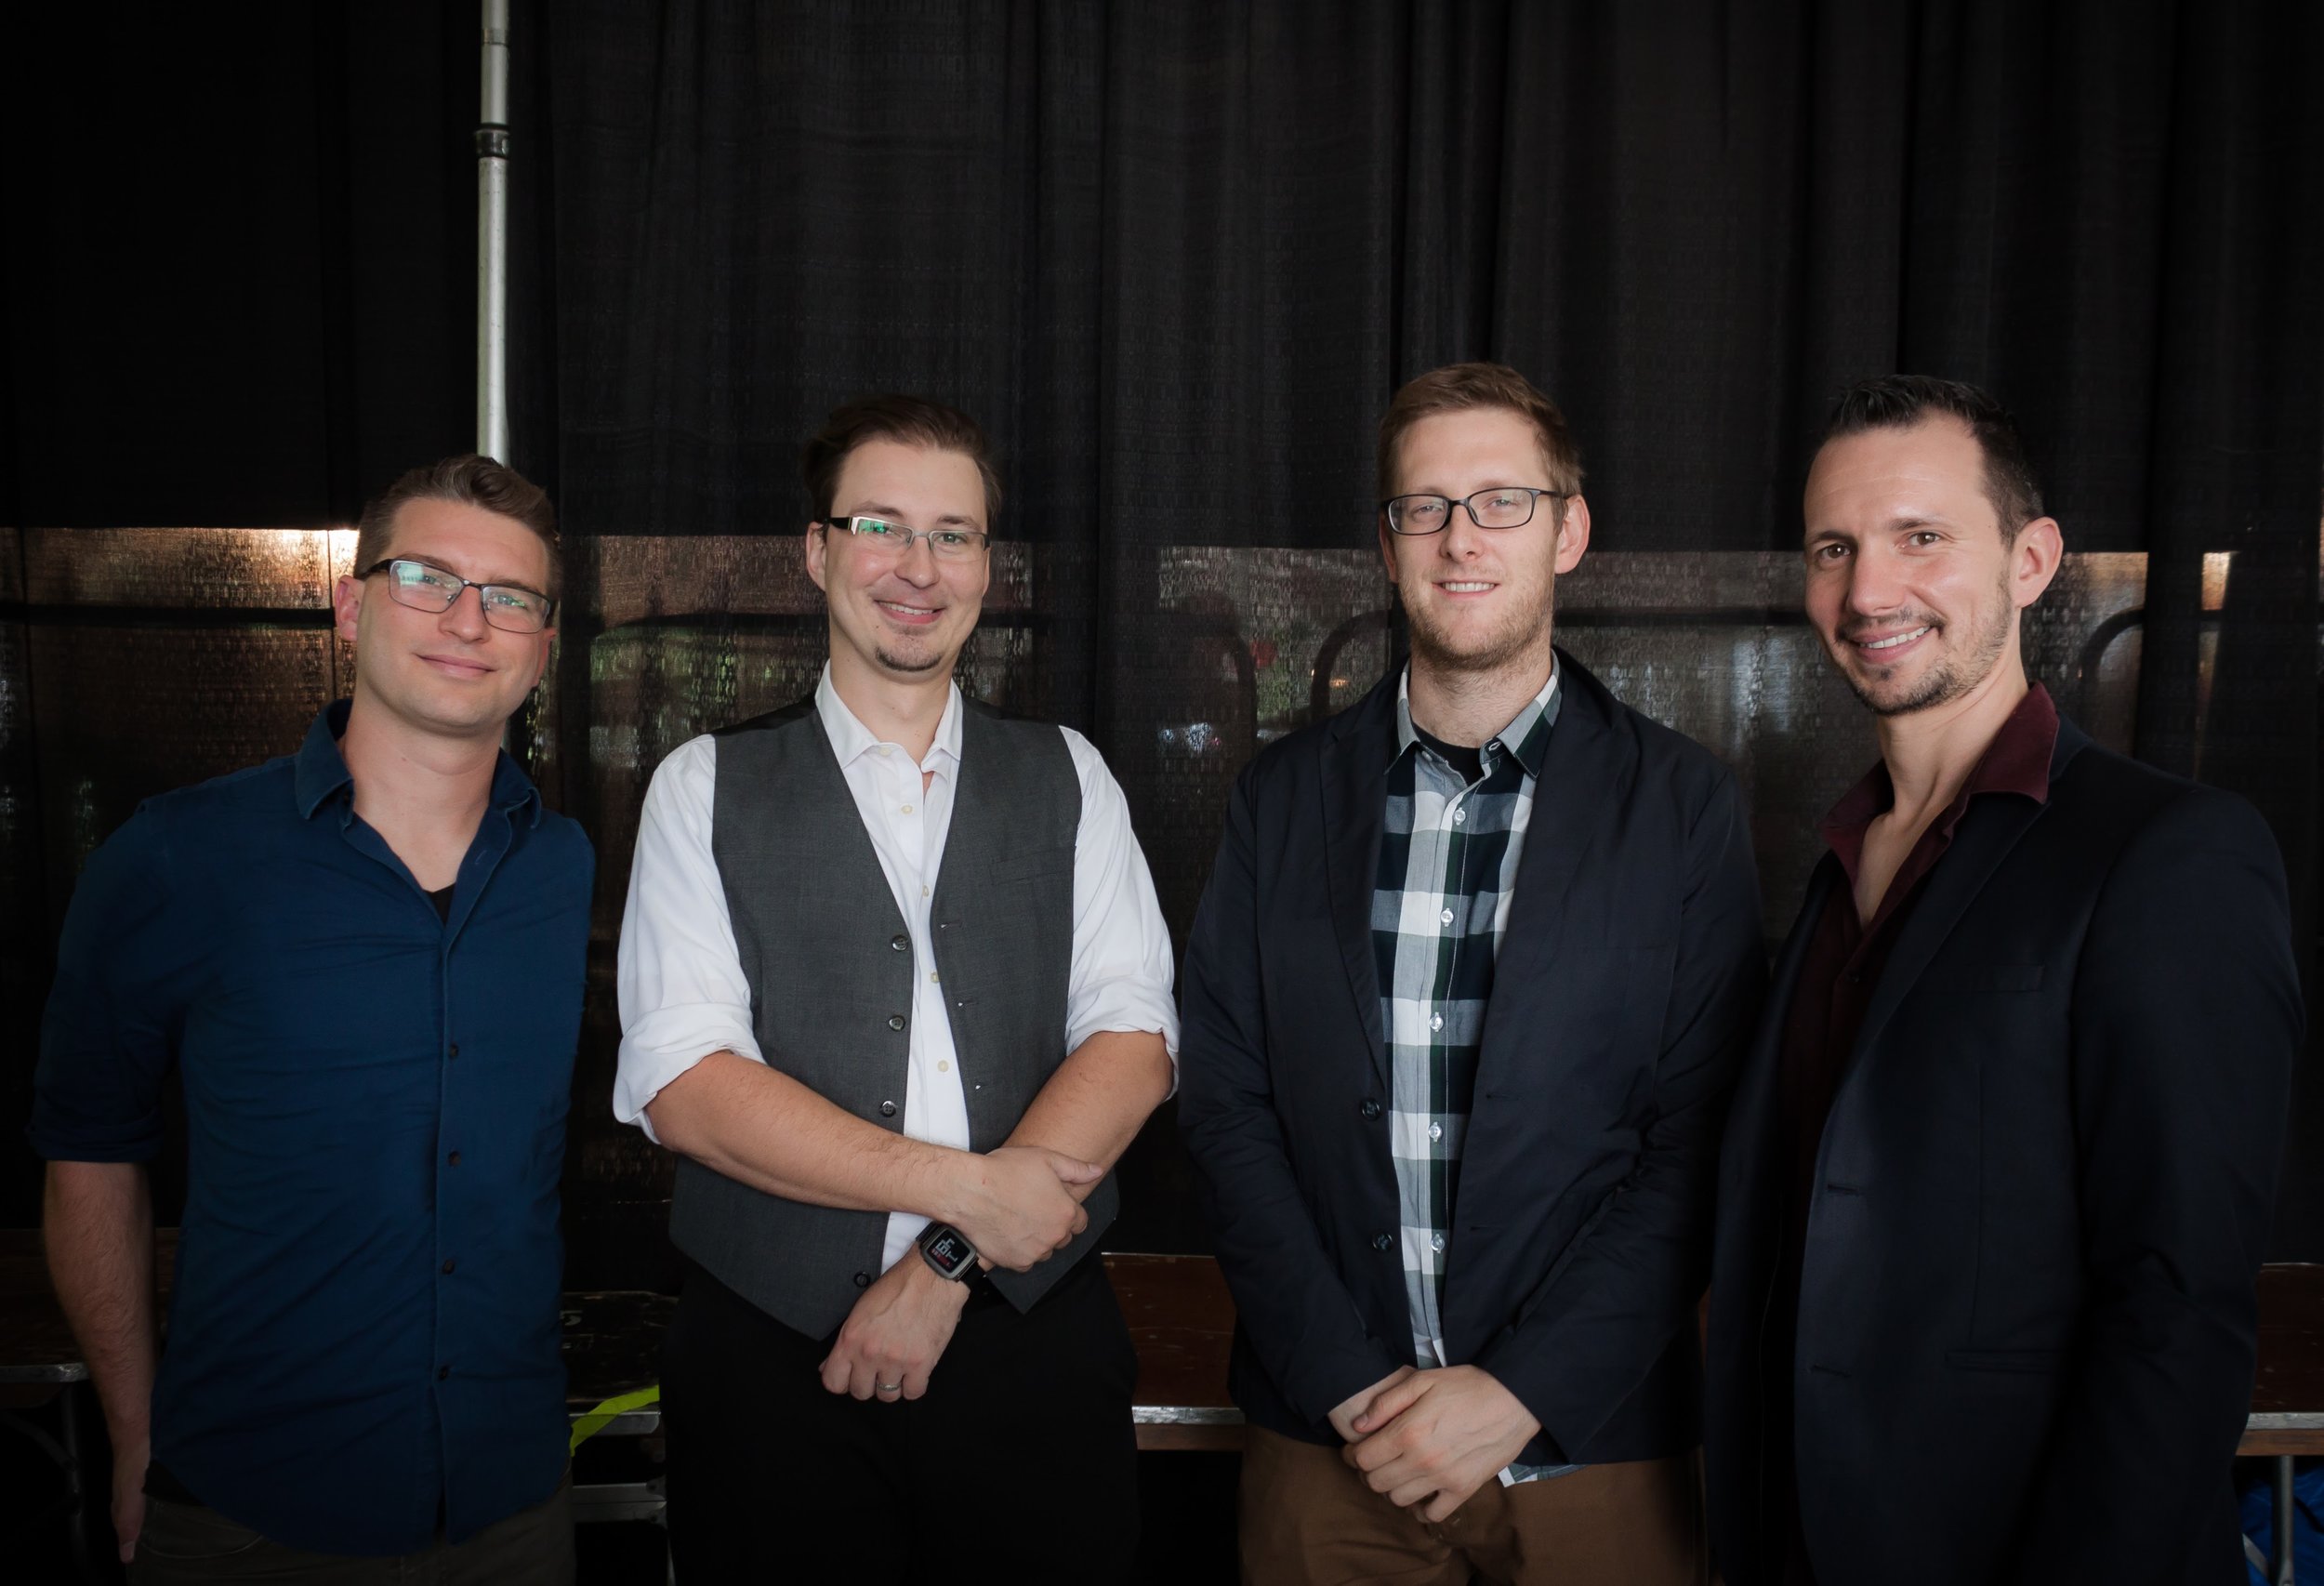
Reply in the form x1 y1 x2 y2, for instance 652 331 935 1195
1704 714 2303 1586
1178 653 1765 1466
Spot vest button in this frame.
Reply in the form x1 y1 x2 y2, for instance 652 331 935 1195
1371 1233 1394 1253
879 1101 897 1117
887 1013 906 1031
1359 1098 1382 1120
890 933 909 952
852 1271 872 1289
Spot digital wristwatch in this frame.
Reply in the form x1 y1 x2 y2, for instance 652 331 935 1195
916 1221 980 1281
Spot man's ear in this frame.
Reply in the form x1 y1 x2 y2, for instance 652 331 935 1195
2011 516 2064 610
332 574 363 643
1553 495 1591 575
805 522 830 593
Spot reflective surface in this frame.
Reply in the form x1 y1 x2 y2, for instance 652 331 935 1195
0 527 2212 1272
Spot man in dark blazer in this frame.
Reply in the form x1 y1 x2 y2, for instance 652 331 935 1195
1704 375 2303 1585
1180 362 1765 1584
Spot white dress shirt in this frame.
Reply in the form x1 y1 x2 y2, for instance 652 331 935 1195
615 666 1180 1274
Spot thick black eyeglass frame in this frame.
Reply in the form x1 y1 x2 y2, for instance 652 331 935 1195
1380 486 1574 535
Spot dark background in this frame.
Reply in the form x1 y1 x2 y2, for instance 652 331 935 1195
4 1 2319 1281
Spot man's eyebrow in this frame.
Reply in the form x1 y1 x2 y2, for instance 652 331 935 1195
395 552 550 599
844 503 984 531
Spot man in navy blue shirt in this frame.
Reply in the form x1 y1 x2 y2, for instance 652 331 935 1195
33 456 593 1582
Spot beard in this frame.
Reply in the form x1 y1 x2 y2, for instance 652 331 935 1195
1839 575 2014 718
874 640 946 674
1398 581 1555 677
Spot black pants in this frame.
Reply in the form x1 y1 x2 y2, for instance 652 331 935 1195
662 1253 1139 1583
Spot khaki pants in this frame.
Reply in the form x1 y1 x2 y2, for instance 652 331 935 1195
1239 1425 1706 1586
130 1478 573 1586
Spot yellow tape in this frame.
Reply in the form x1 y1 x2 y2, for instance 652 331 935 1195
568 1384 661 1452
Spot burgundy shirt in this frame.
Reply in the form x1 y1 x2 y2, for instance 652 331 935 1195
1769 682 2059 1582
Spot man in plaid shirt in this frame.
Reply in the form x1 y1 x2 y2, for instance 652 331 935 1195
1182 363 1766 1584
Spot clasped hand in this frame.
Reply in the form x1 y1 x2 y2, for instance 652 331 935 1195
946 1143 1103 1271
1332 1365 1540 1523
821 1144 1103 1400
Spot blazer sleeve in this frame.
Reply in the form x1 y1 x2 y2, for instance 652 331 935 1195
1472 766 1766 1458
2007 786 2302 1583
1177 764 1406 1429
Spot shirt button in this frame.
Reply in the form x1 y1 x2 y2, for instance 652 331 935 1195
888 1013 906 1031
442 1259 456 1275
1429 1011 1445 1033
890 933 909 952
928 971 940 984
1430 1233 1446 1254
1438 907 1454 926
921 885 930 897
937 1060 950 1073
879 1100 897 1117
446 1151 461 1167
1359 1098 1382 1120
447 1043 460 1060
1428 1122 1443 1143
1371 1233 1394 1253
1453 807 1466 824
437 1366 451 1381
901 803 914 815
853 1271 872 1289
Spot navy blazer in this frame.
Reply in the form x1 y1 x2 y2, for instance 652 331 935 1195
1178 653 1765 1466
1704 716 2303 1585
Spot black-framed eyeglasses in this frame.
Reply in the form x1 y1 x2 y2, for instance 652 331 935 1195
359 557 557 632
820 515 991 562
1381 487 1571 536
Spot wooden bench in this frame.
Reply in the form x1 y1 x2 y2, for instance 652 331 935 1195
8 1238 2320 1577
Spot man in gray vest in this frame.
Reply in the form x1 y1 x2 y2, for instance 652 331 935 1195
614 393 1179 1581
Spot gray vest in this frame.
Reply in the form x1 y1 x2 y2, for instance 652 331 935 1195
671 694 1112 1338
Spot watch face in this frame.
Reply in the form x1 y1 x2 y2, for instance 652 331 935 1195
925 1227 975 1273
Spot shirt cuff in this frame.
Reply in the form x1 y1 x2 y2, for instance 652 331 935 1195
613 1008 764 1144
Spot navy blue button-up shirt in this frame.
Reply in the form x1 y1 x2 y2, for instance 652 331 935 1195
31 701 592 1555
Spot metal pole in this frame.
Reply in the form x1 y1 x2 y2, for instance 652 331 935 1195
476 0 510 463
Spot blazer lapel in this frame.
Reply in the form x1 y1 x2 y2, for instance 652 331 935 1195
1322 685 1397 1090
1845 793 2047 1075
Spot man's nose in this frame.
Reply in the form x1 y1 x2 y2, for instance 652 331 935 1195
1844 548 1906 615
441 583 490 637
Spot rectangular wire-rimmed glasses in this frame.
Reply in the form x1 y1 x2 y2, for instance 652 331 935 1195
821 515 991 561
360 557 557 632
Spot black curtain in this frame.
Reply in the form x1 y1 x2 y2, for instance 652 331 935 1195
4 1 2318 1266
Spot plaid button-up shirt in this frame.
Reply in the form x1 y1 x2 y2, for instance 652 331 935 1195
1374 664 1576 1485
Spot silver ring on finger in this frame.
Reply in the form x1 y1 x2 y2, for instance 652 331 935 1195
875 1380 903 1395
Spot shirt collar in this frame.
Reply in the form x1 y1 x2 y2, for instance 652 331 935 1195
1391 660 1562 781
813 662 963 773
294 698 544 827
1818 681 2060 855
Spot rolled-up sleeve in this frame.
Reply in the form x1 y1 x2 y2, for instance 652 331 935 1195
32 805 194 1162
1058 728 1180 1077
614 735 765 1142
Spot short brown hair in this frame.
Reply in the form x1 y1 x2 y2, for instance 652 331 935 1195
802 394 1002 527
1377 362 1585 509
353 455 561 597
1823 375 2045 539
